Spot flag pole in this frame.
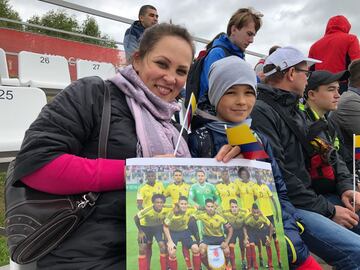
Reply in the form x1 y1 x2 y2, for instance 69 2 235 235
173 100 192 156
353 134 356 212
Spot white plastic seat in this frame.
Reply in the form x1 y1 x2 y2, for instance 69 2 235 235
18 51 71 89
0 48 20 86
0 86 47 155
76 59 116 80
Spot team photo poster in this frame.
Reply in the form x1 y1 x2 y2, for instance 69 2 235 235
126 158 289 270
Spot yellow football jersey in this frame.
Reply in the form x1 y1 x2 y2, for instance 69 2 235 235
245 214 271 230
235 179 255 210
221 208 249 229
164 207 196 231
254 184 274 217
192 211 229 237
164 182 190 204
216 182 239 210
137 181 165 208
137 205 172 227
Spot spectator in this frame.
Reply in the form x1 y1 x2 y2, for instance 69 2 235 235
188 56 321 269
12 23 194 270
197 7 263 112
254 45 281 82
251 46 360 269
302 69 353 172
123 5 158 63
308 15 360 93
329 59 360 152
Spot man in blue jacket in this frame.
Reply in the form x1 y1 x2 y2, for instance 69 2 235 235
198 7 263 111
123 5 158 63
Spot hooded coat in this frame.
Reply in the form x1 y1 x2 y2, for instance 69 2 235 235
308 15 360 72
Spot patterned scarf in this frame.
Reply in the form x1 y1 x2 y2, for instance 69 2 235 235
109 65 190 158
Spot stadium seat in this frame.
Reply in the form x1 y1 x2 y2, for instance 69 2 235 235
18 51 71 89
0 86 46 164
76 59 116 80
0 48 20 86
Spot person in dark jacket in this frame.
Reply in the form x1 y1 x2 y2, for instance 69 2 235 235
308 15 360 93
123 5 158 63
189 56 321 269
12 23 195 270
302 69 353 173
251 46 360 270
329 59 360 154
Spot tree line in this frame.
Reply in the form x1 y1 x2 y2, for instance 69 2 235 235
0 0 116 48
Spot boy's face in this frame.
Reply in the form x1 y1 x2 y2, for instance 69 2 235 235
308 82 340 112
216 85 256 123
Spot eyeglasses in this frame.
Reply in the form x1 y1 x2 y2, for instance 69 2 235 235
294 68 312 78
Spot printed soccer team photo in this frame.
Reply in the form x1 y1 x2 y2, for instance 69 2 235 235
126 158 289 270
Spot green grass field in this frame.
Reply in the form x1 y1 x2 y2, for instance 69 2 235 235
126 190 288 270
0 172 10 266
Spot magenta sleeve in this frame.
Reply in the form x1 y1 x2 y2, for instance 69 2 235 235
21 154 125 195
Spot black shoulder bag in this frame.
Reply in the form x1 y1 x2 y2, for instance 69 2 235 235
5 81 111 264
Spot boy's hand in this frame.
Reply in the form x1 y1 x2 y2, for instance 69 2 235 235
215 144 243 163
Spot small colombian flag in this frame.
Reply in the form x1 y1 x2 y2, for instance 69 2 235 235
226 124 269 160
183 92 197 131
355 135 360 160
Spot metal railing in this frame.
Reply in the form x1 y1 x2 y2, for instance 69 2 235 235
0 17 123 46
38 0 266 58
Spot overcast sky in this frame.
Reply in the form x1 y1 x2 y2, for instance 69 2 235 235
8 0 360 67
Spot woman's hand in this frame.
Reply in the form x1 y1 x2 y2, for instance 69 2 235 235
215 144 243 163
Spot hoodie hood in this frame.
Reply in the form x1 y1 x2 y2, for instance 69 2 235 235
325 15 351 35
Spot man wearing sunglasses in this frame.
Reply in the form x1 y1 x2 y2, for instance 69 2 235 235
251 46 360 270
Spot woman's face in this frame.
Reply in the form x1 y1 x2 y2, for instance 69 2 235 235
216 84 256 122
133 36 193 102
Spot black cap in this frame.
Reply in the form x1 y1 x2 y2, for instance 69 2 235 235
306 70 350 93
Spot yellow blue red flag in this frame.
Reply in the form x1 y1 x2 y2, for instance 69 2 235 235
226 124 269 160
183 92 197 131
355 135 360 160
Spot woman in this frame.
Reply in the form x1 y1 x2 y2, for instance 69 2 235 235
12 23 195 270
188 56 322 269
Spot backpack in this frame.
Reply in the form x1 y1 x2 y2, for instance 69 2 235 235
191 127 215 158
184 45 231 108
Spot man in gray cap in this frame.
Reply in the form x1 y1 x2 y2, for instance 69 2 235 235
251 46 360 269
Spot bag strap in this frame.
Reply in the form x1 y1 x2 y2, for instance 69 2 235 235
260 94 313 156
98 80 111 158
85 80 112 205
